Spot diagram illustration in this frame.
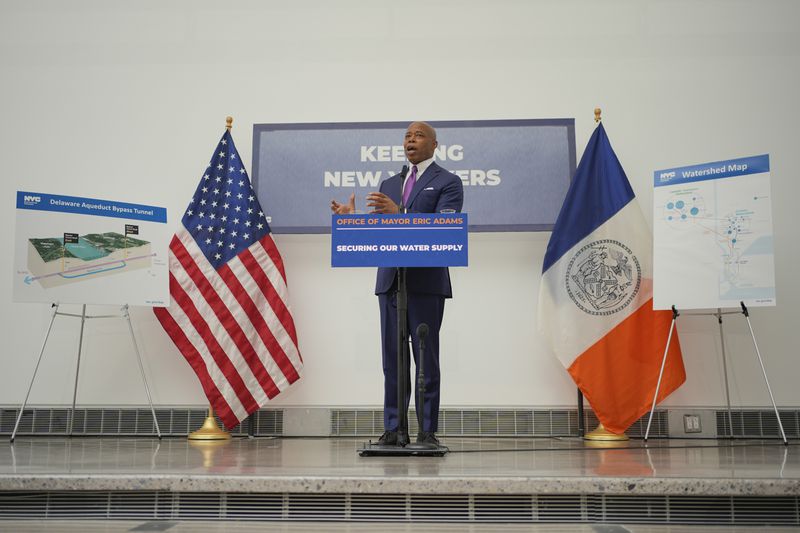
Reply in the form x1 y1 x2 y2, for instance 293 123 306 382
658 188 772 301
26 231 155 289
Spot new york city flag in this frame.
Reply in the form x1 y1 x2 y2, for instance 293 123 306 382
538 123 685 434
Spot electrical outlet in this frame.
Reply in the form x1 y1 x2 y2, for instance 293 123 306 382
683 414 702 433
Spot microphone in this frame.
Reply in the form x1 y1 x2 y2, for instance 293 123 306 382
398 165 409 213
416 323 428 350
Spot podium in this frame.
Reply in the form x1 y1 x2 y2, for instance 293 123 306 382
332 213 468 457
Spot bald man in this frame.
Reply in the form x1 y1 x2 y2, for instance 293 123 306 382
332 122 464 446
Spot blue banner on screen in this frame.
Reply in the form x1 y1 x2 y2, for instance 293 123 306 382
331 214 468 268
653 154 770 187
16 191 167 223
252 120 575 234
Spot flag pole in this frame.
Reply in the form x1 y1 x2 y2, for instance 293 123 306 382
575 116 602 438
582 107 629 443
187 115 237 442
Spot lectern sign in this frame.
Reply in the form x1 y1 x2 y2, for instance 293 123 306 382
331 213 468 267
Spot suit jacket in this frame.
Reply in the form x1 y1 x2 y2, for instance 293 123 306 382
374 162 464 297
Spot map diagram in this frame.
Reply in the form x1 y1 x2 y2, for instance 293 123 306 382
14 191 169 307
653 155 775 310
26 231 154 289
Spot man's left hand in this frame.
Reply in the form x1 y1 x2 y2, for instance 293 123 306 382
366 192 400 214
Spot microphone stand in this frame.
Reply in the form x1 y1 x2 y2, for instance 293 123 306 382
405 324 437 451
395 165 410 447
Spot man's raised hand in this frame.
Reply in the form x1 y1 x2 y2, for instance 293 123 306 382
331 193 356 214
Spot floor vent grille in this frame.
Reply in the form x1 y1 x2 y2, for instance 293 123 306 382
0 491 798 525
716 409 800 438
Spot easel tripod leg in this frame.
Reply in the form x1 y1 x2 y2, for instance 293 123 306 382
741 302 787 444
123 305 162 439
68 304 88 437
645 306 679 441
10 304 60 443
716 309 735 438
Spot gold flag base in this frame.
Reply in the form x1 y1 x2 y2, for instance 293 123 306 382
188 407 232 441
584 423 629 442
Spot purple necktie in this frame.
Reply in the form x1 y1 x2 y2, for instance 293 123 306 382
402 165 418 206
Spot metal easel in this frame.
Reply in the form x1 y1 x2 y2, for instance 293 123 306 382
10 303 161 442
644 301 786 444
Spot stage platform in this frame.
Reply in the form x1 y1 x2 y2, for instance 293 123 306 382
0 436 799 529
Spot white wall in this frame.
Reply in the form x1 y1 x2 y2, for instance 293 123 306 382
1 0 798 411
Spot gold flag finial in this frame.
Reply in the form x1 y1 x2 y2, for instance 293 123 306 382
226 116 233 130
594 108 602 123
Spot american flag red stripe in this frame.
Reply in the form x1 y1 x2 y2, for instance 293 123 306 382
238 246 301 371
155 276 254 422
163 252 263 412
225 237 302 379
154 306 239 424
164 272 258 413
219 260 300 384
170 233 281 398
252 236 300 345
155 129 303 429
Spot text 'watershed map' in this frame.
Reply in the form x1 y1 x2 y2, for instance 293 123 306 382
27 232 153 288
653 155 775 310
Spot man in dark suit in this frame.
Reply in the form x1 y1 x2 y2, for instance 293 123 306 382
331 121 464 446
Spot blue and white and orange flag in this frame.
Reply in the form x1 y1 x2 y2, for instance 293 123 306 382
538 123 685 434
155 128 303 429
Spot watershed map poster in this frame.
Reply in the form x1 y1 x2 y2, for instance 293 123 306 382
652 155 776 310
14 191 170 307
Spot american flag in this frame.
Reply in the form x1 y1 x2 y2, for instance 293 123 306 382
154 129 303 429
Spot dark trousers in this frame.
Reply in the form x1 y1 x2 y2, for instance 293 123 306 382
378 291 445 433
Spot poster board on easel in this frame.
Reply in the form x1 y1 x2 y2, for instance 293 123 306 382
652 154 776 311
13 191 170 306
10 191 170 441
648 155 784 443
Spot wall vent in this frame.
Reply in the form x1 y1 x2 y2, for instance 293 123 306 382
15 405 800 438
0 407 281 437
330 408 669 438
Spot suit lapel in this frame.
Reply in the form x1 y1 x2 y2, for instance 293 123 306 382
390 172 404 204
407 162 440 209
